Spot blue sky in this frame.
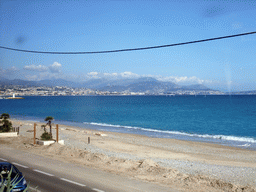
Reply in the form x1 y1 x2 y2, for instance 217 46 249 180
0 0 256 91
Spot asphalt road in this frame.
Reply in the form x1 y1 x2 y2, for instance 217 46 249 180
0 156 96 192
0 146 179 192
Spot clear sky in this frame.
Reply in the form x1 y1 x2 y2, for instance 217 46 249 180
0 0 256 91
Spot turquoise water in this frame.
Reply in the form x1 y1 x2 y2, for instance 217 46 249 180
1 95 256 149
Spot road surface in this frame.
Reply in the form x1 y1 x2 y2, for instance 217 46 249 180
0 146 179 192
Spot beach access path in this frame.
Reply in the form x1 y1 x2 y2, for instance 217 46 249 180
0 119 255 192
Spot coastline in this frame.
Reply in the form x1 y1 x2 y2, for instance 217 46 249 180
1 118 255 191
11 114 256 151
2 95 256 151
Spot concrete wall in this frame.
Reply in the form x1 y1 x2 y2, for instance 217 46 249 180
0 132 18 137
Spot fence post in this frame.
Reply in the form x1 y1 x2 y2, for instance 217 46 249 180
56 124 59 143
88 137 90 144
34 123 36 145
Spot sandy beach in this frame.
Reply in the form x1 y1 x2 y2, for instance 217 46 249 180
1 119 256 192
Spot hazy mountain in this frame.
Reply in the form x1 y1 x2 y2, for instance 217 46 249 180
0 77 215 93
80 78 110 89
99 77 180 93
180 84 211 90
0 77 8 81
81 78 144 89
0 79 41 86
38 79 81 88
0 78 81 88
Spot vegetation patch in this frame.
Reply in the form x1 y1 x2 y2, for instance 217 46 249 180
0 113 12 133
39 116 54 140
40 131 52 141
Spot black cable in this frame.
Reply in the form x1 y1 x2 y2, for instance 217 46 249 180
0 31 255 54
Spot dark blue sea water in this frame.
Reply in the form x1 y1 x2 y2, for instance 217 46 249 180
1 95 256 149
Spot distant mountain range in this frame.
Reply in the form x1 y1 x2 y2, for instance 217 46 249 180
97 77 211 93
1 77 255 94
0 77 214 94
0 78 41 87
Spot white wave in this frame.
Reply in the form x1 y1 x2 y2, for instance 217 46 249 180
84 122 140 129
13 117 41 122
83 122 256 143
237 143 251 147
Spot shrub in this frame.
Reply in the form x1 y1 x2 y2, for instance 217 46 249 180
40 131 52 140
0 113 12 133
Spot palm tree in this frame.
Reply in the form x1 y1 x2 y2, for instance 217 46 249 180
41 125 46 132
0 113 10 120
0 113 12 132
45 116 54 136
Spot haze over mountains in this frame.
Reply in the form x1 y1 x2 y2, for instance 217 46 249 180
0 77 213 94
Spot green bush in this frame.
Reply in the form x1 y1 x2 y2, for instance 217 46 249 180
0 113 12 133
40 131 52 140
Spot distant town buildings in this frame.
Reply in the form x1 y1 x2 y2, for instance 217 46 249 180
0 85 225 96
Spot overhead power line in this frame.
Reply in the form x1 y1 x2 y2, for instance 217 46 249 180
0 31 255 55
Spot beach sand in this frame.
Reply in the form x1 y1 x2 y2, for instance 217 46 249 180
1 119 256 192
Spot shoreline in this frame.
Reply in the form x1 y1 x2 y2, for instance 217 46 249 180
11 115 256 151
2 118 255 191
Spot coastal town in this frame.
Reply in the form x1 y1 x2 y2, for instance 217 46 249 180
0 84 224 96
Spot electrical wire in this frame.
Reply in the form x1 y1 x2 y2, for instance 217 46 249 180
0 31 255 55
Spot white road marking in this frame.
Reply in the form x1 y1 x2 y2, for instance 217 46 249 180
0 158 7 161
12 162 29 168
33 169 54 176
60 178 86 187
92 188 105 192
29 186 41 192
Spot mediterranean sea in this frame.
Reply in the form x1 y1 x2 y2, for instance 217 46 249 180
1 95 256 149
